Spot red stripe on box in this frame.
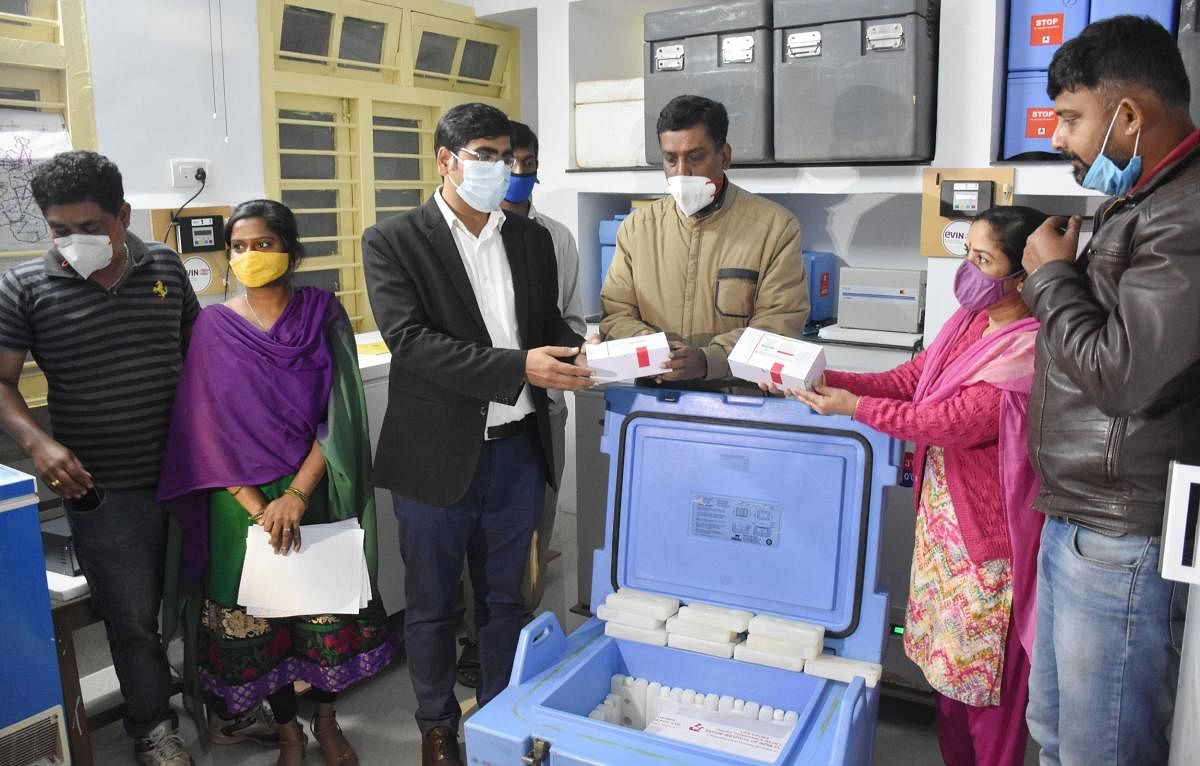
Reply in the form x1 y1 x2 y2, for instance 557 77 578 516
770 362 784 385
636 346 650 368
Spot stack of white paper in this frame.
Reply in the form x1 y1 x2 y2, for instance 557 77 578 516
237 519 370 618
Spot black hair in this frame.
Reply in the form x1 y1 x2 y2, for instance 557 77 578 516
433 102 512 155
509 120 538 157
1048 15 1191 108
656 95 729 146
223 199 305 274
30 151 124 216
974 206 1049 274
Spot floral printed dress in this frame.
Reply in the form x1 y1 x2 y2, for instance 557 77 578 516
199 474 395 715
903 447 1013 706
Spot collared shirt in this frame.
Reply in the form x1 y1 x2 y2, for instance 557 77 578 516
434 189 534 432
527 204 587 413
0 232 199 488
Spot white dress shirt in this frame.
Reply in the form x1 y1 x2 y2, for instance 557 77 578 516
434 188 534 432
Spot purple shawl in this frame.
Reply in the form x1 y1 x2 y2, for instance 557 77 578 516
158 287 335 582
914 307 1043 656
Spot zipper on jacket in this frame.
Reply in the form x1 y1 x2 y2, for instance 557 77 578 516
1104 416 1127 483
1033 362 1052 481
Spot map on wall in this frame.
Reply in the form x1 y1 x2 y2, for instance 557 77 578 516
0 109 72 255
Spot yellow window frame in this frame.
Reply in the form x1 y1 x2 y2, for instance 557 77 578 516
0 0 96 407
259 0 520 332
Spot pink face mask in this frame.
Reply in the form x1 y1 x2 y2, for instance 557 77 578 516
953 259 1023 311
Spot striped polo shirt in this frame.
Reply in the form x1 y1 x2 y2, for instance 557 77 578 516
0 232 199 489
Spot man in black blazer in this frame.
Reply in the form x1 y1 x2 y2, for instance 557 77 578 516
362 103 592 766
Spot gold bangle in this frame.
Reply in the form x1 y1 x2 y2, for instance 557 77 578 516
229 485 243 497
284 486 309 505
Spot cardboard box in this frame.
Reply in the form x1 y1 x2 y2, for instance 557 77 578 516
728 328 825 391
586 333 670 382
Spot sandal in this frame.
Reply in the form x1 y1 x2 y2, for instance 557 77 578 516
311 711 359 765
276 719 308 766
456 637 480 689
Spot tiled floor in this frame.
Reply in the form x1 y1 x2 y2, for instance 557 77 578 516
85 507 1035 765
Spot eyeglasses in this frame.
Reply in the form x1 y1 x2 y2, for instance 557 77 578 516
456 146 517 169
512 155 538 174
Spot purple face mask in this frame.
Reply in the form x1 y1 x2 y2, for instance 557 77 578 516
953 259 1022 311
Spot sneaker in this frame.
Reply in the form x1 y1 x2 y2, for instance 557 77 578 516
134 719 194 766
208 701 280 745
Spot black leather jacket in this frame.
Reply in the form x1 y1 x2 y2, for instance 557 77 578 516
1024 134 1200 536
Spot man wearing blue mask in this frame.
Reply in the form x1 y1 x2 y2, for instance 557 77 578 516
1020 16 1198 765
454 121 587 688
362 103 592 766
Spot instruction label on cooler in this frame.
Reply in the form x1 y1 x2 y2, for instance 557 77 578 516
691 493 782 547
644 708 791 763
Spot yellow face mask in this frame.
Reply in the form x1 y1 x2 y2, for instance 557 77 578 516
229 250 290 287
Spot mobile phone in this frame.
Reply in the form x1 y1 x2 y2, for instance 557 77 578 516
65 487 104 513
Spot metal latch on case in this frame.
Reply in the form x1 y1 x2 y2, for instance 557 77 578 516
866 23 905 51
654 44 685 71
522 737 551 765
721 34 755 64
785 30 822 59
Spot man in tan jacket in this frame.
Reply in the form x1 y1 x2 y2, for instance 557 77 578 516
600 95 808 385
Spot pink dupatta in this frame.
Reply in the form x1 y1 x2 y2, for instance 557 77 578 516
913 307 1043 656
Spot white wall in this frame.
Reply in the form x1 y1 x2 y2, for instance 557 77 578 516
85 0 265 212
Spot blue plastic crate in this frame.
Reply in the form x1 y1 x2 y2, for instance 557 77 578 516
467 388 901 765
1003 70 1059 159
1008 0 1090 72
600 245 617 285
1090 0 1177 33
803 251 839 323
598 214 627 246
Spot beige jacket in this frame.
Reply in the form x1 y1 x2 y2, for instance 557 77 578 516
600 182 809 380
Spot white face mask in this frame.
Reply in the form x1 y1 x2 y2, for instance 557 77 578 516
450 157 511 213
53 233 114 279
667 175 718 217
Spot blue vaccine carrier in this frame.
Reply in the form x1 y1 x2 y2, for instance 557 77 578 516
467 387 901 765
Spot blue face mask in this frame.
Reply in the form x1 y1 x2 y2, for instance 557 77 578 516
504 172 537 204
1082 107 1142 197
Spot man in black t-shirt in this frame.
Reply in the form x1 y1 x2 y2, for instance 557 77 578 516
0 152 198 766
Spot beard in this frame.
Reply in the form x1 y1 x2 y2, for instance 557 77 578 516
1062 145 1135 185
1060 149 1090 184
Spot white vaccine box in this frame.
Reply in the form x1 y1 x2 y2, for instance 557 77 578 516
586 332 671 382
728 328 826 391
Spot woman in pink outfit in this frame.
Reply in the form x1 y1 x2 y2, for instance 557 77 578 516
791 206 1047 766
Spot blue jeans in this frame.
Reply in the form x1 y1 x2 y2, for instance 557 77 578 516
64 489 173 739
392 427 545 734
1027 517 1187 765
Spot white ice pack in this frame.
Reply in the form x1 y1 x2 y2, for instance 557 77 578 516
667 632 738 659
597 603 666 630
803 655 881 688
745 632 822 661
748 614 825 646
733 642 806 672
665 615 738 644
604 620 667 647
603 588 680 622
676 602 753 633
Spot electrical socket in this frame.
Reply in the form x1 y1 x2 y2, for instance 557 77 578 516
170 159 209 188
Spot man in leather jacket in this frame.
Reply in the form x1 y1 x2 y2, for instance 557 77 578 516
1020 16 1196 765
